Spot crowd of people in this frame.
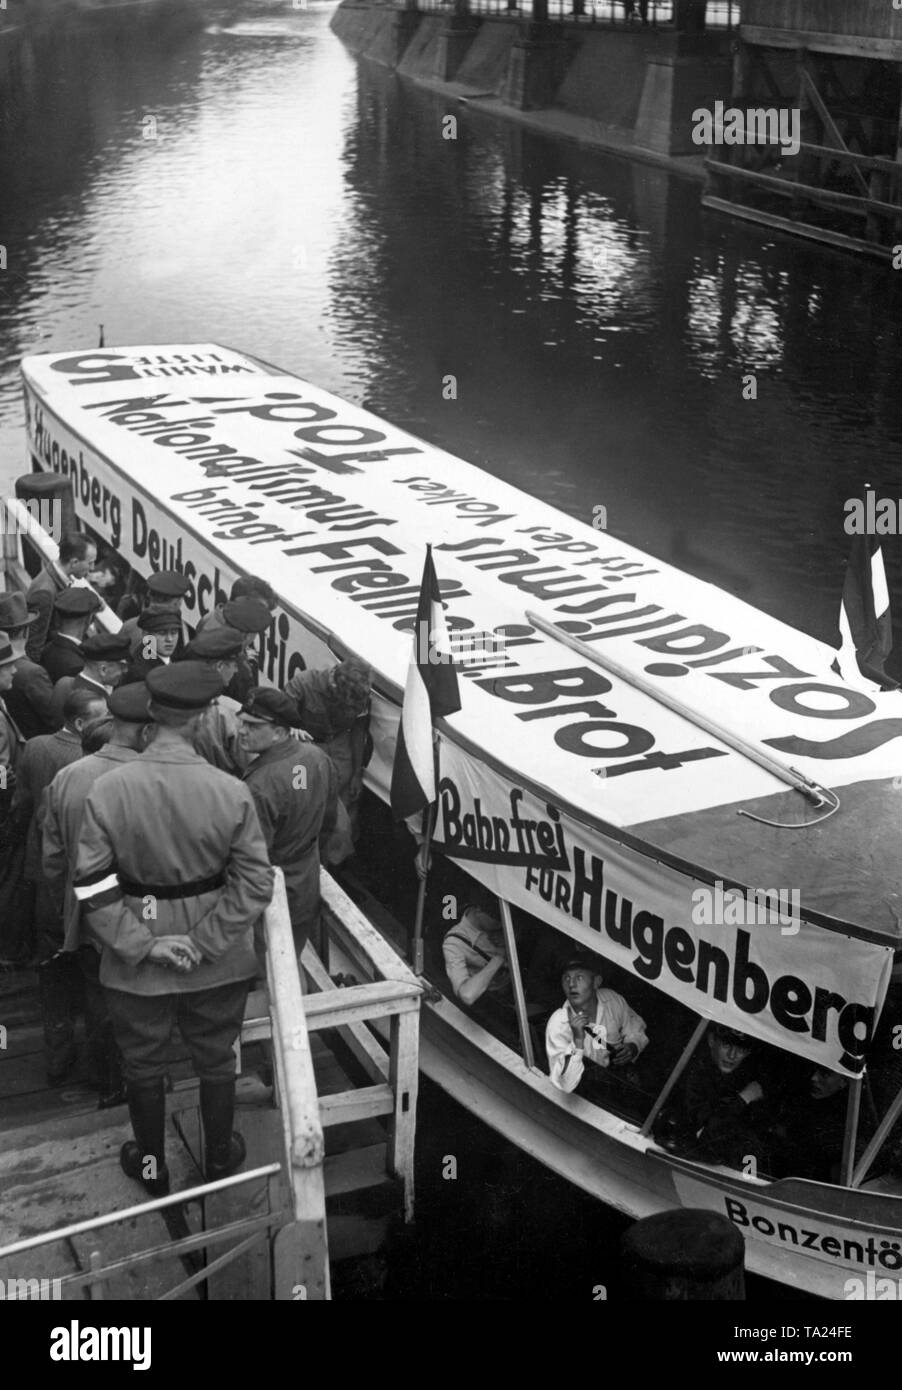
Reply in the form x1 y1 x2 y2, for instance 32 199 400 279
0 535 373 1199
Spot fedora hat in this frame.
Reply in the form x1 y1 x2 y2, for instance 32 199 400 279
0 592 39 630
0 638 20 669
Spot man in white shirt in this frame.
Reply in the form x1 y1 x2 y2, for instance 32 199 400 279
442 903 509 1007
546 952 648 1095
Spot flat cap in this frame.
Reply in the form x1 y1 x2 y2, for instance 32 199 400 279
79 631 132 661
181 627 244 661
222 599 271 634
138 608 183 634
54 588 102 617
146 570 191 599
109 681 151 722
241 688 303 728
146 661 225 710
560 952 602 976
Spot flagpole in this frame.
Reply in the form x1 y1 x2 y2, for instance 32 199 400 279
411 795 437 976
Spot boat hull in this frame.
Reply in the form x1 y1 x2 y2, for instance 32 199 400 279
409 996 902 1300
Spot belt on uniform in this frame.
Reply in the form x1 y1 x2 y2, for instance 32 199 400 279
117 871 226 900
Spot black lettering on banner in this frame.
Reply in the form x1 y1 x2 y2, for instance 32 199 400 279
769 683 876 720
710 654 813 689
766 721 902 760
476 666 612 704
555 720 655 760
49 352 140 384
638 624 730 658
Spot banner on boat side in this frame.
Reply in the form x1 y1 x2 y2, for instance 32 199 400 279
415 744 893 1078
23 348 902 828
670 1171 902 1286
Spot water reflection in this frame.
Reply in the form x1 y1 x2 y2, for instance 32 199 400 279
2 0 902 668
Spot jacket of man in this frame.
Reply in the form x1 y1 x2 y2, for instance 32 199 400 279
41 634 85 684
25 566 66 662
41 744 142 951
74 743 274 995
0 698 24 810
194 696 248 777
12 727 83 880
242 738 337 940
5 658 60 739
121 653 167 686
284 667 370 806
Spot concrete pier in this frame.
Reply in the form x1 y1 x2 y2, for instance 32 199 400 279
331 1 733 175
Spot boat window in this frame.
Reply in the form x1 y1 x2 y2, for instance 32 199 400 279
516 916 701 1127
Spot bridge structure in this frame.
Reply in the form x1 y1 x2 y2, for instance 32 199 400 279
703 1 902 259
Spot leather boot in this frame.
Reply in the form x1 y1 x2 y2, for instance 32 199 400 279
120 1078 169 1197
200 1079 246 1181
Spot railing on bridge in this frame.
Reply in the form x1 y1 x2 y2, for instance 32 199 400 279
406 0 739 30
0 860 423 1300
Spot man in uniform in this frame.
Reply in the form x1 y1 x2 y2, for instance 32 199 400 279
177 626 247 775
0 593 57 738
50 630 131 725
213 598 272 703
73 662 274 1196
41 589 103 683
13 687 108 1081
0 637 28 963
239 688 338 957
122 609 183 684
25 531 97 662
41 682 153 1108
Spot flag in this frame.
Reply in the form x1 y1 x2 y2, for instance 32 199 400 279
390 545 461 821
832 525 897 692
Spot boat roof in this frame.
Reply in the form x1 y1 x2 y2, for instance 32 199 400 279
19 343 902 947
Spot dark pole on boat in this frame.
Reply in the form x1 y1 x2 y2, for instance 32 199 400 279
98 324 105 347
840 1076 863 1186
498 901 535 1070
410 797 437 976
640 1017 709 1137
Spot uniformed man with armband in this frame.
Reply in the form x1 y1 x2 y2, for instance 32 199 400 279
73 662 274 1197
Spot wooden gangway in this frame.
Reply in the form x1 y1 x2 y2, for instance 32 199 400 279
0 870 423 1300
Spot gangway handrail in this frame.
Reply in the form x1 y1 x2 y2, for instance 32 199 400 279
264 867 328 1197
1 494 121 633
0 1164 282 1262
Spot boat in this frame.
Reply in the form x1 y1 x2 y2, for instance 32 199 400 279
15 341 902 1299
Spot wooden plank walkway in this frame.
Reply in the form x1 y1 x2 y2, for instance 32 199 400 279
0 969 403 1298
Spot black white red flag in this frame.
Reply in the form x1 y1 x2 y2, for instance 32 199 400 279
832 529 896 691
390 546 462 821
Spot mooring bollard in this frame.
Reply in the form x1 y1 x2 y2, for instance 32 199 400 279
618 1208 745 1300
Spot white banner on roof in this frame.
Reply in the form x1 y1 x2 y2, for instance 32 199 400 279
21 344 902 833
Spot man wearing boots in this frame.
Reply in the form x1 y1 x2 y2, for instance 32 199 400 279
73 662 274 1196
40 682 154 1107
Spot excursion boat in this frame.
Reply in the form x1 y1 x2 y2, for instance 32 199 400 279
16 343 902 1300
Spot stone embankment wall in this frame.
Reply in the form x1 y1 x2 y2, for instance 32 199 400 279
331 0 732 158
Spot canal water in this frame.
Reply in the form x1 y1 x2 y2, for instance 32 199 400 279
0 0 896 1298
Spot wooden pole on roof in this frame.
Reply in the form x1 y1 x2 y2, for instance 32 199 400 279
839 1076 863 1186
525 608 827 805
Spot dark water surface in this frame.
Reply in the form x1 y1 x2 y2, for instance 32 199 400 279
1 0 895 1298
